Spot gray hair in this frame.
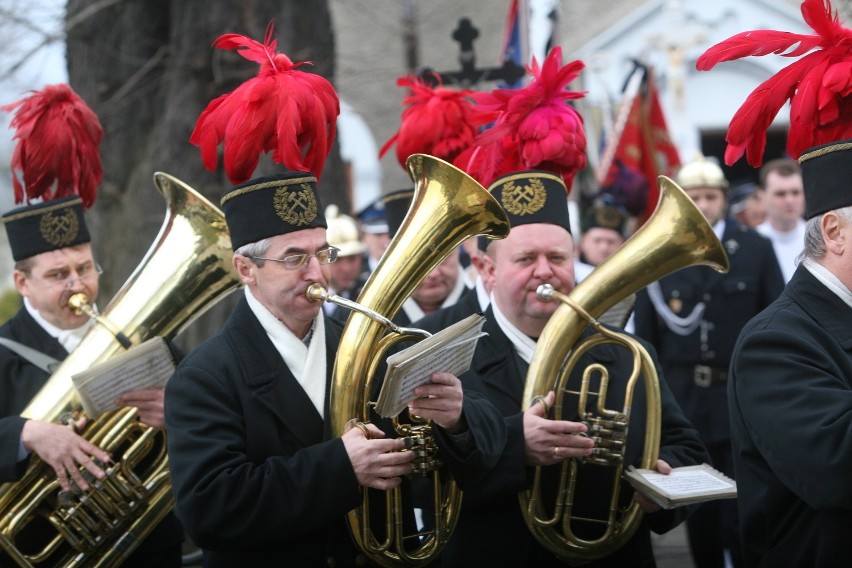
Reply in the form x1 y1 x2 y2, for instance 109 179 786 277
799 206 852 262
234 238 272 267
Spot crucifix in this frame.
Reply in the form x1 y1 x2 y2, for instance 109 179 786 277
419 18 526 88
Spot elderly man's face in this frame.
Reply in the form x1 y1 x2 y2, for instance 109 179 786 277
14 244 99 330
484 223 575 337
235 228 331 338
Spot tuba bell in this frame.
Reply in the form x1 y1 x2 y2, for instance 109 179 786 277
519 176 730 563
0 173 241 567
309 154 510 566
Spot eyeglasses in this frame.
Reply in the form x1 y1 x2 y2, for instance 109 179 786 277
250 246 340 270
27 263 103 289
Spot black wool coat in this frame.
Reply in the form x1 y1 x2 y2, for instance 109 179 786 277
165 295 505 567
730 265 852 567
416 304 709 568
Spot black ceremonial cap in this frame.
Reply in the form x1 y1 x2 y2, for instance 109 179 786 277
221 171 327 251
382 187 415 238
798 139 852 219
2 196 91 261
582 204 627 236
479 170 571 251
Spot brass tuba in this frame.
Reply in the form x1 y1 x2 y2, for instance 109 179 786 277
0 173 241 567
519 176 730 563
310 154 510 566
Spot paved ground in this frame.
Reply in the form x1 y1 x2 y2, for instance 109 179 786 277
652 523 696 568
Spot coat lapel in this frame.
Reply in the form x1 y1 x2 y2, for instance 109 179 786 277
229 298 325 448
471 309 526 406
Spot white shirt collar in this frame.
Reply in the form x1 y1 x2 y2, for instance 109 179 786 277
24 297 94 352
491 295 536 363
802 259 852 309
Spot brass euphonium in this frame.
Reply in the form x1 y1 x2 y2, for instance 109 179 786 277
0 173 241 567
519 176 730 563
308 154 510 567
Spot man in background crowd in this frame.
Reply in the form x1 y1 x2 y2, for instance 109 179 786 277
727 182 765 229
574 203 628 283
323 205 366 321
383 188 467 325
755 158 806 283
356 197 390 282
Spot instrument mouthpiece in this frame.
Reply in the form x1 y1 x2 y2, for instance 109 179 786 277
306 283 328 303
537 284 555 301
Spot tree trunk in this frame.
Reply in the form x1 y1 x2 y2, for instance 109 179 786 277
65 0 341 351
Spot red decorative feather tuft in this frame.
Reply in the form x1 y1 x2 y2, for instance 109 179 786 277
696 0 852 166
456 46 587 189
190 23 340 184
379 74 480 169
1 84 102 208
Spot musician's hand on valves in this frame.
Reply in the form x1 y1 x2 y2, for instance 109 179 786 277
117 388 166 430
20 418 111 492
342 421 415 490
523 391 595 466
408 372 465 434
632 459 673 513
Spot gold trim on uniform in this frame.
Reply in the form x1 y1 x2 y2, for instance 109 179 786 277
219 176 317 206
798 141 852 163
274 183 318 226
501 178 547 216
39 209 79 247
1 197 84 223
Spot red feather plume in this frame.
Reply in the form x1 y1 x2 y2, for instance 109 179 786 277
190 23 340 184
379 74 479 169
455 46 588 189
696 0 852 166
1 84 102 208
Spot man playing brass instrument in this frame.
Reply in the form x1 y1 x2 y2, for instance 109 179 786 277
164 171 505 566
414 169 709 567
165 27 504 567
0 84 182 566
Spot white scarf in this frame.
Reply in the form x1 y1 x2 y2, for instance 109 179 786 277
491 295 537 363
25 297 94 352
245 287 327 417
400 272 467 322
803 259 852 310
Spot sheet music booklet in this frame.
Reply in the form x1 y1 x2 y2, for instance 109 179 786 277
623 463 737 509
375 313 486 418
71 336 176 417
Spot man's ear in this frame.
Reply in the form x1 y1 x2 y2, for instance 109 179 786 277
821 212 845 256
13 270 29 297
232 254 256 285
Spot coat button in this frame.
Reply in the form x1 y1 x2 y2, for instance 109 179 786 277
326 557 336 567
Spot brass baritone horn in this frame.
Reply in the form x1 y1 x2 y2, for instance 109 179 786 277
0 173 241 567
519 176 730 563
311 154 510 567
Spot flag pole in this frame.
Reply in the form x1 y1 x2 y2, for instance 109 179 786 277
594 65 645 186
